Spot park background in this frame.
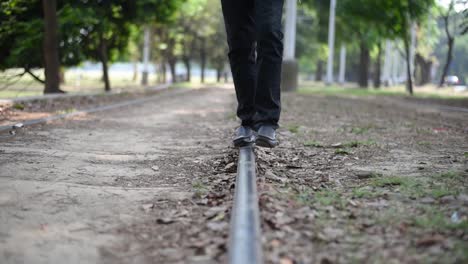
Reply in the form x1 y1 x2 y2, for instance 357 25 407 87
0 0 467 99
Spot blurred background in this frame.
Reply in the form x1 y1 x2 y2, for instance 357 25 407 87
0 0 467 98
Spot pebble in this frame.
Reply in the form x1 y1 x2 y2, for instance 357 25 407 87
457 194 468 205
355 171 377 179
440 195 456 204
420 197 435 204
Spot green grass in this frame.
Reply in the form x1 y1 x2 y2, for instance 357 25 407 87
287 124 300 133
334 148 350 155
417 141 432 146
192 180 208 198
366 171 466 199
12 103 25 110
303 140 323 147
285 187 345 208
342 140 376 148
313 189 346 208
298 85 468 100
412 206 468 231
352 187 381 198
55 108 76 114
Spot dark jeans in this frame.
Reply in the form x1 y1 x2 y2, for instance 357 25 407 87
221 0 284 129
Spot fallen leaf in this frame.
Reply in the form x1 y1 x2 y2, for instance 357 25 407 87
156 217 175 224
331 142 342 148
416 234 445 247
203 206 227 219
206 221 228 232
141 203 154 212
280 257 294 264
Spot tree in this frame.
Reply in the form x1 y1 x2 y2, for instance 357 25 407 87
339 0 435 94
42 0 62 93
438 0 465 86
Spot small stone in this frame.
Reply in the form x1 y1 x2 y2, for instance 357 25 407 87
156 217 175 224
151 166 159 171
206 221 228 232
141 203 154 212
457 194 468 205
355 171 378 179
440 195 456 204
331 142 342 148
224 162 236 172
420 197 435 204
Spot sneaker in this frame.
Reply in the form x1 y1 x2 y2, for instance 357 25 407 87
255 125 278 148
233 126 256 147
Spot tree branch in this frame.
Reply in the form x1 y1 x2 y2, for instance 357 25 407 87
25 68 45 84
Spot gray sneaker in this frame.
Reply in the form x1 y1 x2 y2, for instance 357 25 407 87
233 126 256 147
255 125 278 148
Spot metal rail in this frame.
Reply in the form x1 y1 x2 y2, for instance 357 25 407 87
228 145 263 264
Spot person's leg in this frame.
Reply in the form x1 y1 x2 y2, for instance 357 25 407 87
254 0 284 129
221 0 256 127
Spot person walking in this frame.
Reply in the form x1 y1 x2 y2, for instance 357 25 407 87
221 0 284 148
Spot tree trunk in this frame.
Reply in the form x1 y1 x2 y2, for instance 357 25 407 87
42 0 62 94
183 57 191 82
439 17 455 87
373 42 382 89
216 68 222 82
224 71 228 83
160 62 167 83
438 38 454 87
132 62 138 82
415 53 432 85
59 67 65 84
168 59 176 83
315 60 324 81
99 33 111 92
358 40 370 88
404 37 413 95
200 38 206 83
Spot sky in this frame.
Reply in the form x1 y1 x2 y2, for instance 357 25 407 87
438 0 467 12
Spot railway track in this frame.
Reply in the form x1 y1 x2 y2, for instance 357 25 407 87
228 145 262 264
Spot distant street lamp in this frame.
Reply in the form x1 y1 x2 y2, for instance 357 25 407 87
281 0 298 91
326 0 337 84
338 44 346 84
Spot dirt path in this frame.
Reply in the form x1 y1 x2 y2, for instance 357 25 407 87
1 87 467 264
0 87 237 264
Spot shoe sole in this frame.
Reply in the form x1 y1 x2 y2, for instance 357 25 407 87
255 136 278 148
233 136 256 148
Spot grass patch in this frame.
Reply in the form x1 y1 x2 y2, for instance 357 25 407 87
192 180 208 198
314 189 346 208
286 188 345 208
412 206 468 231
55 108 76 114
369 175 426 198
430 186 455 198
334 148 350 155
350 126 372 135
367 171 466 199
342 140 375 148
298 85 468 100
287 124 300 133
12 103 25 110
464 152 468 159
352 187 381 198
417 141 431 146
304 140 323 147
